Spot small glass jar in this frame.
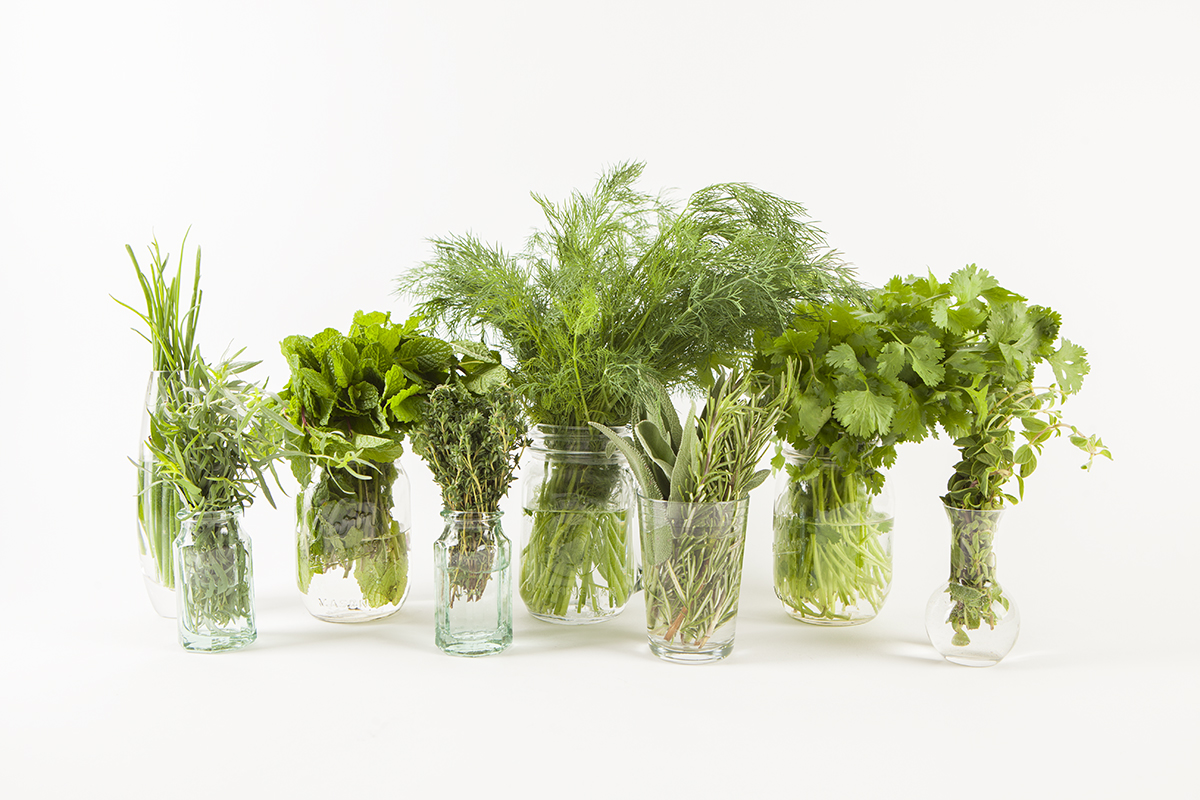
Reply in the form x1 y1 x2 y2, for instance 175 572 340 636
296 462 411 623
638 495 750 663
925 504 1020 667
175 508 256 652
518 425 636 624
772 447 895 625
137 370 187 618
434 510 513 657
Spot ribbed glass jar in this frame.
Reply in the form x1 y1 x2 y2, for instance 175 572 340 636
296 462 411 623
434 510 512 657
175 508 256 652
518 425 635 624
772 447 895 625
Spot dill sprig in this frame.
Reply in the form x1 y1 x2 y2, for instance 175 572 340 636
400 162 861 426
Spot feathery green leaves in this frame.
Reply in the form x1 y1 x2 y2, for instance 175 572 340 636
400 161 862 427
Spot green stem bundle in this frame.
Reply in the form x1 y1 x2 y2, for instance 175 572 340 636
773 462 893 622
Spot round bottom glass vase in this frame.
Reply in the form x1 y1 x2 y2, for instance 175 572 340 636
518 425 636 625
638 496 750 664
297 464 411 623
925 505 1020 667
434 511 513 657
772 452 895 626
175 509 256 652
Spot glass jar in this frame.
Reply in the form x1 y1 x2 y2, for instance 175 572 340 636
772 448 895 625
519 425 636 624
175 508 256 652
638 495 750 663
434 510 513 657
296 462 411 623
137 370 187 618
925 504 1020 667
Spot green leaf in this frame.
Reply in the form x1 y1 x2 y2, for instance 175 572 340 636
463 362 507 394
833 390 896 439
1048 338 1089 395
796 394 833 440
907 335 946 387
825 343 859 375
877 342 906 379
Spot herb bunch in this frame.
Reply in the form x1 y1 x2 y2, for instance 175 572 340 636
411 383 528 513
114 233 205 593
401 161 861 426
146 352 294 632
413 383 528 611
877 265 1110 646
280 311 503 611
594 370 790 651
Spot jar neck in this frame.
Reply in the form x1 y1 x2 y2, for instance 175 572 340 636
944 504 1004 587
530 424 630 460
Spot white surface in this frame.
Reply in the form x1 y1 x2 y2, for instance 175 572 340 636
1 2 1196 797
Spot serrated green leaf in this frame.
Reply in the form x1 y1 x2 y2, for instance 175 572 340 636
877 342 906 379
1048 338 1089 395
908 335 946 386
825 343 859 375
833 390 896 439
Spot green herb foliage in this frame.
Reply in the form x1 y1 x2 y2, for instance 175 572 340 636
280 311 502 610
594 370 790 650
114 232 204 591
411 383 528 513
401 161 862 427
412 383 527 608
874 264 1110 644
753 297 935 622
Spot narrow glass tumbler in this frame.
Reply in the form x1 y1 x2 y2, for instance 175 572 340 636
175 508 256 652
638 495 750 664
434 510 513 657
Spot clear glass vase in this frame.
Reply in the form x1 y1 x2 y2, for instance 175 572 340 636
638 495 750 663
137 370 187 618
772 448 895 625
296 463 411 623
434 510 513 657
925 504 1020 667
175 508 256 652
518 425 636 624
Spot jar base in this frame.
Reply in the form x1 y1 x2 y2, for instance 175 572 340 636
437 638 511 657
179 629 256 652
784 608 878 627
527 608 624 625
648 638 733 664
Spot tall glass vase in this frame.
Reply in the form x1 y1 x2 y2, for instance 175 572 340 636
434 510 512 657
518 425 636 624
137 370 187 618
772 449 894 625
296 463 411 623
925 504 1021 667
638 495 750 663
175 508 256 652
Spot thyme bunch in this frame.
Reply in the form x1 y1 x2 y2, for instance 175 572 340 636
410 383 529 513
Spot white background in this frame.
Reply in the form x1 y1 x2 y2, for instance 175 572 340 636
2 2 1196 797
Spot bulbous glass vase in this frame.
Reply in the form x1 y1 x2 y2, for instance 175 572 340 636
924 504 1020 667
